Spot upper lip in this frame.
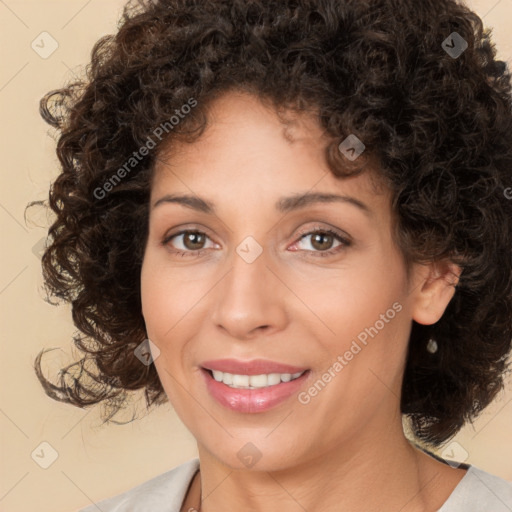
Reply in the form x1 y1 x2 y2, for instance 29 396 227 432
200 358 308 376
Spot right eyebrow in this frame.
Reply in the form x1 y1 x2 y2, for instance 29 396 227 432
152 194 213 213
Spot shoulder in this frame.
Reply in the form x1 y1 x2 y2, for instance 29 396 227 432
78 457 200 512
439 465 512 512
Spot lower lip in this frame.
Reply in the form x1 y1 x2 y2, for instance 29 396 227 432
201 368 310 413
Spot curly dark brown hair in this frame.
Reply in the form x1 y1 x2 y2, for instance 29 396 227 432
29 0 512 447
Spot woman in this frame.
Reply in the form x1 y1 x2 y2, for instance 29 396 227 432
32 0 512 510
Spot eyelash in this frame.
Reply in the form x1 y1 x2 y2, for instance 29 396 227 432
161 226 351 258
294 227 352 257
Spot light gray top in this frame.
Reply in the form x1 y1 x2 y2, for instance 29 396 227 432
78 457 512 511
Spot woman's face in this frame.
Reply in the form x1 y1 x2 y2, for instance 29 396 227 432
140 91 431 470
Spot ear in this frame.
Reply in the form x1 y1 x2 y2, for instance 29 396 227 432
410 259 462 325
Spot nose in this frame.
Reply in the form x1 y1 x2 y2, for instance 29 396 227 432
210 244 289 340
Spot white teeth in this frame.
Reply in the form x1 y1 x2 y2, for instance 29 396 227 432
222 371 233 385
232 374 249 387
266 373 281 386
209 370 306 389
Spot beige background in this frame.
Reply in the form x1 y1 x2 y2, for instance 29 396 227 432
0 1 511 511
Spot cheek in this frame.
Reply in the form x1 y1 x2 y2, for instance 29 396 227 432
140 254 210 386
294 263 404 339
140 254 202 336
293 253 410 390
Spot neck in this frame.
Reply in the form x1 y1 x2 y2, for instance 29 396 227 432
185 419 465 512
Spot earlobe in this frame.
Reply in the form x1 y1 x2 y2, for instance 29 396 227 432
411 260 462 326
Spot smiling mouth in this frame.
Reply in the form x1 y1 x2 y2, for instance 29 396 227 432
203 368 309 389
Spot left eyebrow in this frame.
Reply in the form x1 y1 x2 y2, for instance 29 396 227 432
152 191 372 218
275 192 372 217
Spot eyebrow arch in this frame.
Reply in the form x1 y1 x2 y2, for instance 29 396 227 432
152 192 372 217
276 192 372 217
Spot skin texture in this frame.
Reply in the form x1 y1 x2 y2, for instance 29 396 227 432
140 91 466 512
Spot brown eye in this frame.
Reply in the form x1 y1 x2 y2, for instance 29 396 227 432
182 231 207 250
309 232 336 251
291 227 351 258
162 230 215 257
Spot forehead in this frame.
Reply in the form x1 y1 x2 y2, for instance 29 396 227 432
150 90 389 209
